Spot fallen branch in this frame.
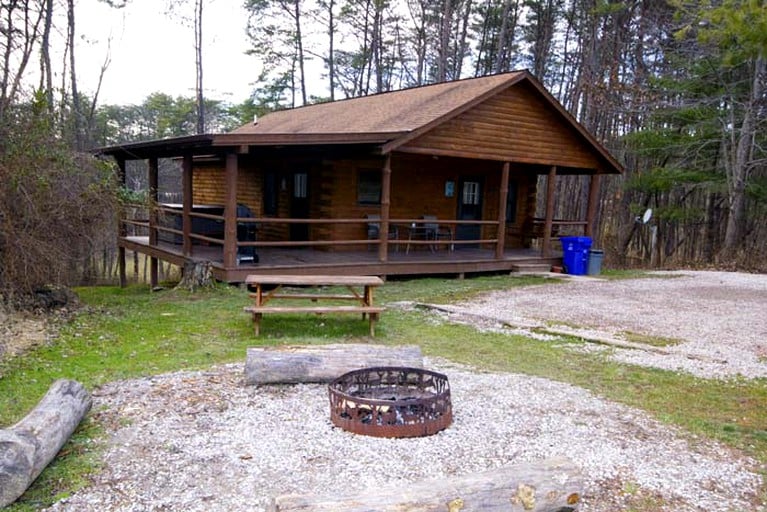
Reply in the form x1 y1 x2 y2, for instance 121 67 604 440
269 457 582 511
0 379 92 507
245 343 423 385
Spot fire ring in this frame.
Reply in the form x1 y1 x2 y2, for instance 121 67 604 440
328 366 452 438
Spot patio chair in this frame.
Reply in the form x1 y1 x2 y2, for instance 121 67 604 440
366 214 399 251
421 215 453 251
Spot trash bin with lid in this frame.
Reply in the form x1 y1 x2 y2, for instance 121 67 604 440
587 249 604 275
560 236 592 275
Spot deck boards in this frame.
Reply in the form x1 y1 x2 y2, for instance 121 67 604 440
122 236 561 282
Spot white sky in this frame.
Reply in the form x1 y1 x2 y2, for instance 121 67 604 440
76 0 257 105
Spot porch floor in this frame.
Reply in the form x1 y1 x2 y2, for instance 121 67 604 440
122 236 562 282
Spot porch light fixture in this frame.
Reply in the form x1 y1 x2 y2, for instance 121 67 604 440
444 181 455 198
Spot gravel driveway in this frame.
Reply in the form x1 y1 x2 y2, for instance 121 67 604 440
40 271 766 512
453 270 767 379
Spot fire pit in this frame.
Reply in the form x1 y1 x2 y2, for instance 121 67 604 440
328 366 452 438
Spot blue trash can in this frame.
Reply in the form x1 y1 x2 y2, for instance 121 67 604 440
560 236 592 275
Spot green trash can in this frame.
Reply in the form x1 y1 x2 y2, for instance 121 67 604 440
587 250 604 275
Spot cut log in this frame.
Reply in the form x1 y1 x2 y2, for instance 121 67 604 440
269 457 582 512
245 343 423 386
0 379 92 508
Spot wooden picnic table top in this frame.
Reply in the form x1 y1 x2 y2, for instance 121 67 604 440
245 274 384 287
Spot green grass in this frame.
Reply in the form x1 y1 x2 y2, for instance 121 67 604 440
1 274 766 510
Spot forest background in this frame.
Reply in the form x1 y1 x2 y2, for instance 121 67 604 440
1 0 766 304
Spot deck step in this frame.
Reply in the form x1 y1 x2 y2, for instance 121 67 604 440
511 263 554 274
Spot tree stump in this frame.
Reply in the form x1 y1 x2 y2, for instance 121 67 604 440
0 379 92 507
245 343 423 385
269 457 583 511
176 260 214 291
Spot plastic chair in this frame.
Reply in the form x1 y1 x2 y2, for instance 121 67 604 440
421 215 453 251
366 214 398 251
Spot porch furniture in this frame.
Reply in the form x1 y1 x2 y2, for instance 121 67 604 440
366 214 399 252
422 215 454 252
244 274 385 336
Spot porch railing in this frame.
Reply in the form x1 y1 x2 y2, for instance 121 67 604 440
120 207 589 256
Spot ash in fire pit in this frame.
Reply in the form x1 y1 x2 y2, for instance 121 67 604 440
328 367 452 438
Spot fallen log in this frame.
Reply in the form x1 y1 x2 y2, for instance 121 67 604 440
0 379 92 508
245 343 423 385
269 457 582 512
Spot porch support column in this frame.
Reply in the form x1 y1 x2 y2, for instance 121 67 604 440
148 157 159 288
495 162 510 259
116 156 127 287
542 165 557 258
182 154 193 256
223 152 239 268
378 154 392 262
585 173 601 238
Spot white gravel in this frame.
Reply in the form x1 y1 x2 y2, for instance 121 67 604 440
44 359 763 512
452 270 767 379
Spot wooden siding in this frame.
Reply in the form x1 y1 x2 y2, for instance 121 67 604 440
400 82 604 172
192 162 260 214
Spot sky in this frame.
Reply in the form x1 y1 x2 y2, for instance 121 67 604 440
76 0 257 106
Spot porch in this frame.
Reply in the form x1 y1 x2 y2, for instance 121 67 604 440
121 235 562 282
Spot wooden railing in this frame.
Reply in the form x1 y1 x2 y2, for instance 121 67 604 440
120 207 587 254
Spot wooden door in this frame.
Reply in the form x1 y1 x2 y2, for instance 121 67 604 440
290 172 309 241
456 178 483 246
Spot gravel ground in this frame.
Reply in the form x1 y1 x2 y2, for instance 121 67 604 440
45 361 763 512
40 270 767 511
452 270 767 380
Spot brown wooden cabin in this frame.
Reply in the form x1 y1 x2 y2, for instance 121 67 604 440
97 71 623 286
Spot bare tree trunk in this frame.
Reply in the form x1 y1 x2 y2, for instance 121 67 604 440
39 0 54 112
194 0 204 133
67 0 83 150
722 56 764 256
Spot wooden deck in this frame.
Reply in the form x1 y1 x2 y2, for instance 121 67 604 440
122 236 561 282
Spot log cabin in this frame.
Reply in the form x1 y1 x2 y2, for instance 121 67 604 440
96 71 623 286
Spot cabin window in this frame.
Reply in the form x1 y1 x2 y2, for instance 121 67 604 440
263 172 278 215
357 169 382 205
462 181 480 205
294 173 308 198
505 181 518 223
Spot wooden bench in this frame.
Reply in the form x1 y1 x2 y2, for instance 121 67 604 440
244 275 385 337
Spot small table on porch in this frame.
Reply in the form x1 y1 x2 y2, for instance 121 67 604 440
244 274 385 336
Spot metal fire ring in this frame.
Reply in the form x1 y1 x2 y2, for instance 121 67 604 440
328 366 452 438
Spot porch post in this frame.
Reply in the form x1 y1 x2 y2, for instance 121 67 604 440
148 157 159 288
182 154 193 256
378 154 392 262
116 156 127 287
223 152 239 268
585 173 601 238
542 165 557 258
496 162 510 259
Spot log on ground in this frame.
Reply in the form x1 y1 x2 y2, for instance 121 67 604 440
0 379 92 508
245 343 423 385
269 456 582 512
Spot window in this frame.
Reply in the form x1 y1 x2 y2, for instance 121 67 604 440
263 172 278 215
462 181 480 205
357 169 382 205
294 173 308 198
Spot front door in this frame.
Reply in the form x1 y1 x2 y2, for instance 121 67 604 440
290 172 309 241
456 178 483 247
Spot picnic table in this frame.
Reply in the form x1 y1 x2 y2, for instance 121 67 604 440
244 274 385 336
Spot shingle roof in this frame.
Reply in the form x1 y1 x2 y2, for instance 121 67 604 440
231 72 524 135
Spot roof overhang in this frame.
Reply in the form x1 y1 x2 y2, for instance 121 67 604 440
94 132 407 161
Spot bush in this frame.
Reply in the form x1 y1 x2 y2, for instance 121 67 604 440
0 102 119 307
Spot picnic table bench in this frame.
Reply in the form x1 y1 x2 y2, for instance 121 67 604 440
244 274 385 336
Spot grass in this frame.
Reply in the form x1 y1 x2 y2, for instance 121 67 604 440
1 274 766 510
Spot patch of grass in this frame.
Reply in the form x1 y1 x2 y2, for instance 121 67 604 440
620 331 684 347
1 275 766 511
